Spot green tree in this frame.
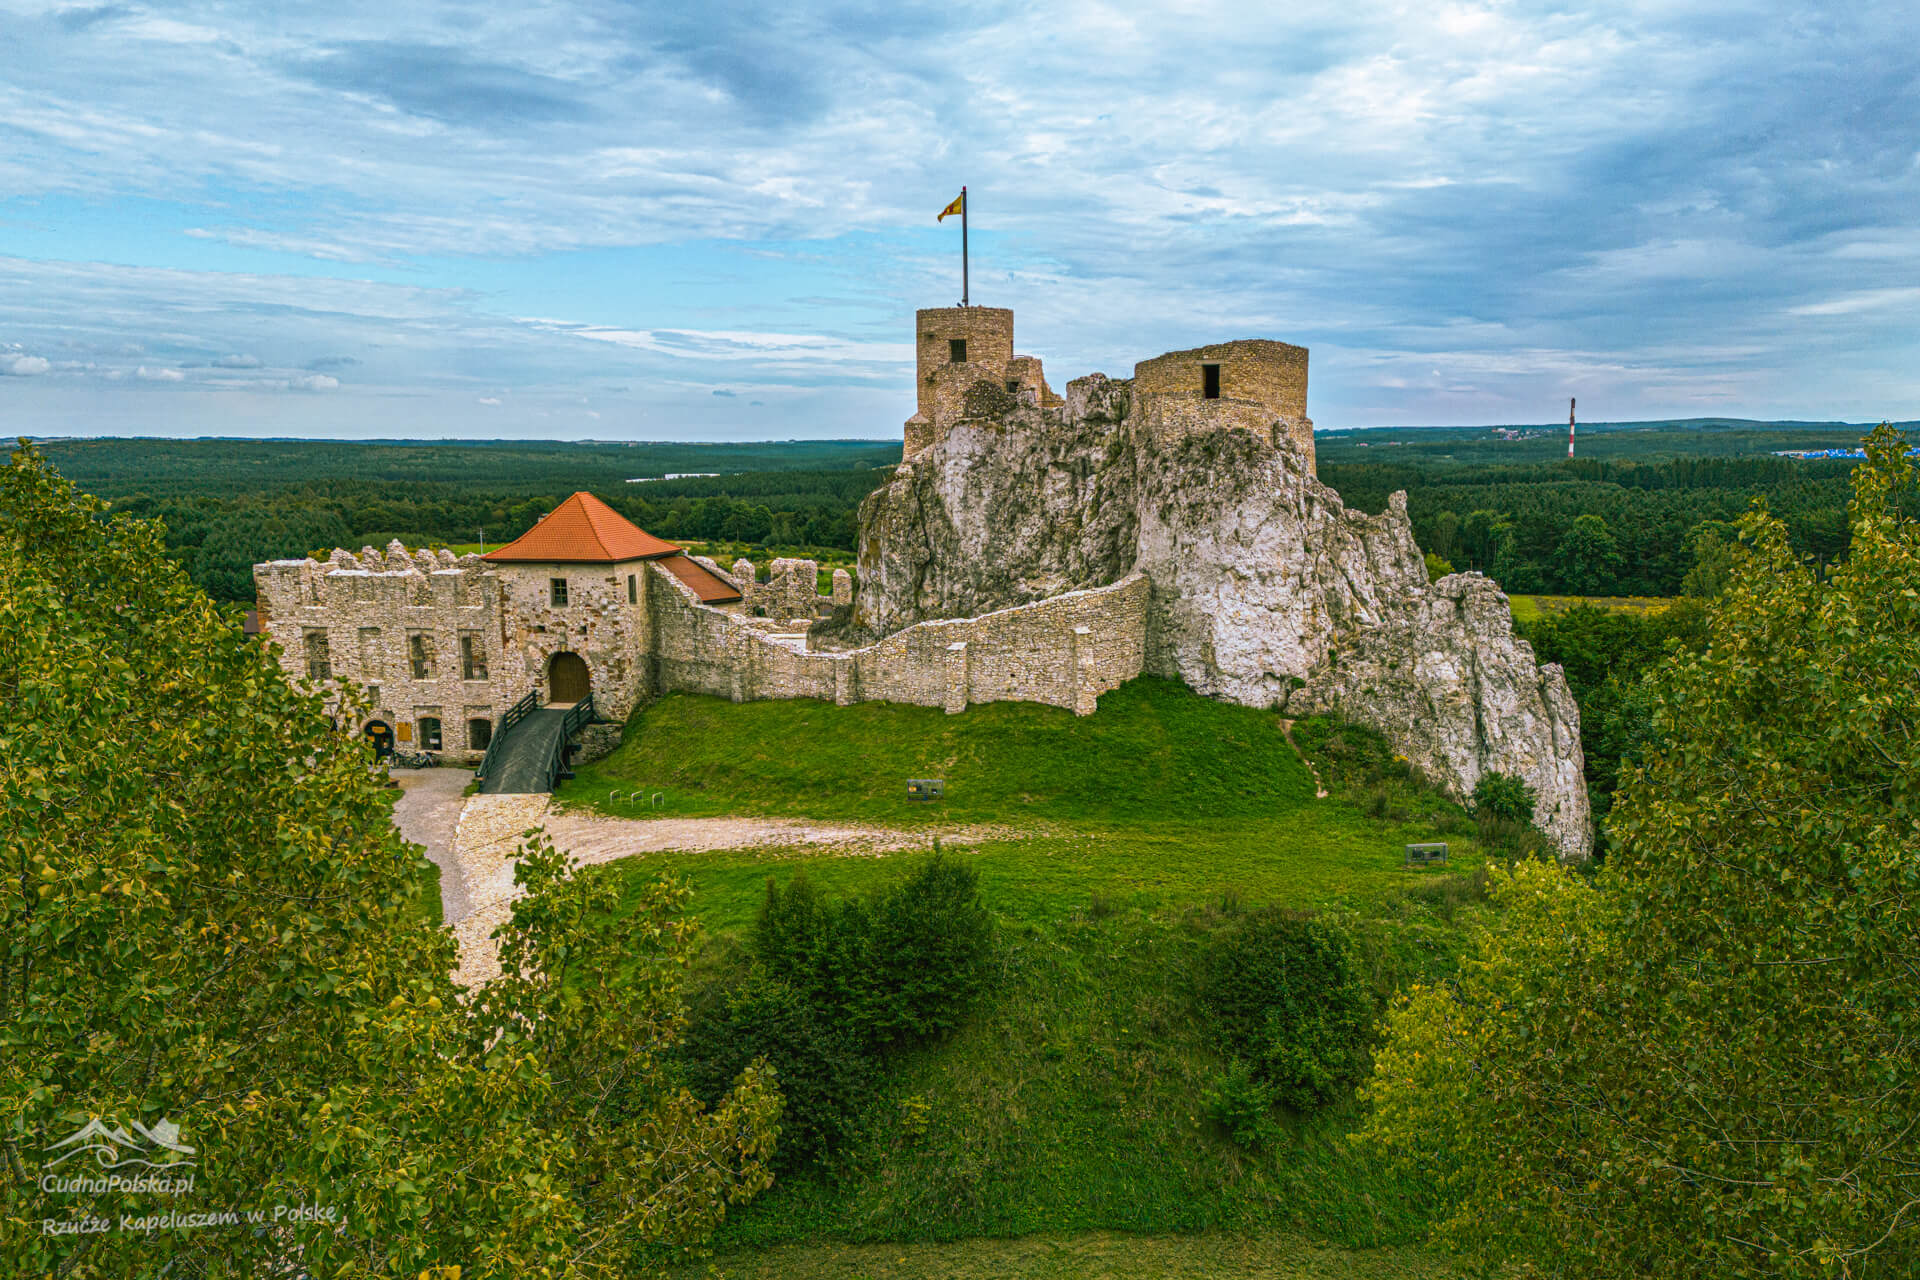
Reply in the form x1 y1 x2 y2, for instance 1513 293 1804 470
0 444 776 1277
1679 518 1742 598
1554 512 1623 595
1359 427 1920 1277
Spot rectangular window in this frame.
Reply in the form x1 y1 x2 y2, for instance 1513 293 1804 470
1202 363 1221 400
417 716 442 752
408 633 436 680
1005 379 1019 394
627 573 637 604
304 630 331 681
948 338 967 363
357 626 381 674
550 577 569 607
461 634 488 681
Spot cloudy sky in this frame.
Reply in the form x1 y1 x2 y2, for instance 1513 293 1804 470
2 1 1916 439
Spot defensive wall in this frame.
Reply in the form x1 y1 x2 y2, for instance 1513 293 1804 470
648 562 1149 716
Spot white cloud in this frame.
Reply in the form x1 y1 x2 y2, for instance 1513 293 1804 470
477 395 502 405
290 373 339 391
213 353 262 368
0 353 50 376
136 365 184 381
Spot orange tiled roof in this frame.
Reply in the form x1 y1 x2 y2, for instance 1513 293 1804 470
482 492 682 563
657 554 743 604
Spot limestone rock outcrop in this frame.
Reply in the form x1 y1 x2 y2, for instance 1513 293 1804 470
853 377 1592 858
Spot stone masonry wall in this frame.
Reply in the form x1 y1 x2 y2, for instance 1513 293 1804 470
254 546 661 758
648 562 1148 716
254 544 510 761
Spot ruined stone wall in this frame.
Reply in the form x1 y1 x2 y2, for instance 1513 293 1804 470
254 546 661 757
648 562 1147 716
728 556 837 622
1133 340 1314 470
253 544 512 761
1132 339 1308 414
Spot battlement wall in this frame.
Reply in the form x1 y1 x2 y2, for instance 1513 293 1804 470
1133 340 1314 470
649 562 1148 716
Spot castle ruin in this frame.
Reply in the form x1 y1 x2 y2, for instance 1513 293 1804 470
256 302 1589 857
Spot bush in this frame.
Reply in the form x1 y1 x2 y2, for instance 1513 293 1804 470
1471 771 1537 823
1200 909 1375 1110
679 974 874 1171
754 851 992 1054
1205 1059 1282 1151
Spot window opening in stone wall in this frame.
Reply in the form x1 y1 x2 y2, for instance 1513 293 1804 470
1202 363 1221 400
304 631 331 681
409 633 435 680
367 685 380 708
418 716 442 751
949 338 967 363
550 577 569 607
461 634 488 681
627 573 637 604
468 718 492 750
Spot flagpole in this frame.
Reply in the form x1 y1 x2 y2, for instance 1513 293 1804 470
961 186 969 307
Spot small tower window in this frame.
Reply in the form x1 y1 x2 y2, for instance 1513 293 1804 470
1202 364 1222 400
949 338 967 363
627 573 637 604
550 577 569 607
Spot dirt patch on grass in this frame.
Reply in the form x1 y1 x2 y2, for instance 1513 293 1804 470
542 810 1047 864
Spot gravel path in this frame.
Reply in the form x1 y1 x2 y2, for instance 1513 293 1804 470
540 809 1037 865
390 766 475 921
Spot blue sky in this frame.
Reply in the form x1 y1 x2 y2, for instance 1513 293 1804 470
2 1 1917 440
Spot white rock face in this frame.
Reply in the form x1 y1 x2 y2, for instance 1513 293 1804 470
852 381 1592 858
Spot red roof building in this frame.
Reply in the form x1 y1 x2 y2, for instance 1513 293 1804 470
479 490 742 603
482 491 682 563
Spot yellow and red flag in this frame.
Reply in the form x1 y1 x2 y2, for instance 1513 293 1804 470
938 190 965 222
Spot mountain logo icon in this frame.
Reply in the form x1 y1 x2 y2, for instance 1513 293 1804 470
45 1117 197 1171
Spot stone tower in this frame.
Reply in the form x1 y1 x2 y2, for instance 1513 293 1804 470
904 306 1057 459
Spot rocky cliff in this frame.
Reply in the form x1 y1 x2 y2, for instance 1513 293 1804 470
853 374 1592 859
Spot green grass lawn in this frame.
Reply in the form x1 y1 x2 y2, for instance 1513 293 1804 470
681 1227 1461 1277
563 680 1484 1273
1507 593 1672 624
565 678 1324 827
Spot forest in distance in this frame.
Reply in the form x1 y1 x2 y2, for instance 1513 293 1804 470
35 417 1911 606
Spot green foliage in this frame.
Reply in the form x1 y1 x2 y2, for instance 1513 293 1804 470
754 853 993 1054
1467 771 1534 823
1520 599 1710 814
1359 426 1920 1277
1422 551 1454 581
679 974 874 1172
1204 1060 1283 1152
1318 424 1876 596
0 443 776 1277
1200 911 1375 1111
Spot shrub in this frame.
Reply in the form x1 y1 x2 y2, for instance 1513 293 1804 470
1205 1059 1282 1151
1200 909 1375 1110
753 852 992 1054
1471 771 1537 823
678 974 874 1171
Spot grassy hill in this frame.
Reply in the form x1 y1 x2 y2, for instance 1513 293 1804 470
555 680 1490 1275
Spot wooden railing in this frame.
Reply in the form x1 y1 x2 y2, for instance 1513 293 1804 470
474 689 538 786
543 693 597 791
